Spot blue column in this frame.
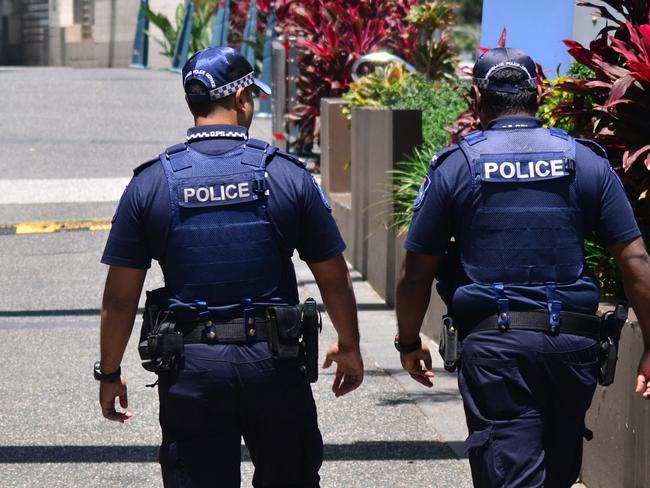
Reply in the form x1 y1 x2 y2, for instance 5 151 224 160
480 0 575 75
129 0 149 68
240 0 257 67
212 0 231 47
170 0 194 72
256 6 276 118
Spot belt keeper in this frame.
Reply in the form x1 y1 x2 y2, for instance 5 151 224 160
548 301 562 333
242 298 256 339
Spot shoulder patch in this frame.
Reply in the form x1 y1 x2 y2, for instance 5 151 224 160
413 174 432 211
575 138 608 159
311 175 332 211
430 145 460 170
133 157 159 176
275 150 307 169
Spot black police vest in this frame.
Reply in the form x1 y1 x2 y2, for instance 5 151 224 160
457 127 584 329
159 139 283 307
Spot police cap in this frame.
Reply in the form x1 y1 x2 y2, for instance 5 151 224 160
182 46 272 102
473 47 537 94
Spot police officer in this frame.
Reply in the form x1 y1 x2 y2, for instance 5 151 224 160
394 48 650 487
95 46 363 487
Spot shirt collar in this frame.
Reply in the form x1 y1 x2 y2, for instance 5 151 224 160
186 124 249 142
487 116 542 130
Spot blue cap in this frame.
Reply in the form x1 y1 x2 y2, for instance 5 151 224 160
182 46 271 102
473 48 537 94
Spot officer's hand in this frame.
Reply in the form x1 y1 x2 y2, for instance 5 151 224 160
635 349 650 400
400 342 435 388
99 375 133 422
322 342 364 397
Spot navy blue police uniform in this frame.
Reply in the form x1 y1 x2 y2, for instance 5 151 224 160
406 49 641 488
102 47 344 488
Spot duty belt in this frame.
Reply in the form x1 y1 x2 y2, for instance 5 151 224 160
178 317 272 344
464 310 600 340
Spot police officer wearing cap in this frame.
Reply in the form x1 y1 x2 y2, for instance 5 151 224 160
95 46 364 487
395 47 650 487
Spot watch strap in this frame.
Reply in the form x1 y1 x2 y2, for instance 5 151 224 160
394 335 422 354
94 361 122 383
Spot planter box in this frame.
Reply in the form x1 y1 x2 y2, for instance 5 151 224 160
320 98 351 194
350 107 422 296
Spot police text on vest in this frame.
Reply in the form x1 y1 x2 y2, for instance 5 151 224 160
183 182 251 204
482 159 568 181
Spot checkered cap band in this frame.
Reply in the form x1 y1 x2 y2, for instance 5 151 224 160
209 72 255 100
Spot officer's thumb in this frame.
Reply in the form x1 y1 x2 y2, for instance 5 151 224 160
635 373 647 395
322 353 334 369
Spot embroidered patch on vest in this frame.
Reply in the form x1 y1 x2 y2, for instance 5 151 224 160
413 174 431 210
312 176 332 211
478 153 572 183
177 178 258 207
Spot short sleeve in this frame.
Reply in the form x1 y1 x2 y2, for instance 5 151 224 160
595 164 641 246
296 172 346 262
404 162 454 256
101 178 152 269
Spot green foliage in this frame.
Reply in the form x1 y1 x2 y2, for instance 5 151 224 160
341 63 410 119
456 0 483 24
584 236 625 298
144 1 217 60
406 1 458 80
388 78 468 233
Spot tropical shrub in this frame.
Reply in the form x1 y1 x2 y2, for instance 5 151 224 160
144 0 218 59
555 0 650 237
275 0 420 154
387 78 468 232
406 1 458 80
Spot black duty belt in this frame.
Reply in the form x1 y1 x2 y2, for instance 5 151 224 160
179 317 271 344
465 310 600 340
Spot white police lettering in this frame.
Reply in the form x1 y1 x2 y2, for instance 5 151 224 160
182 182 251 204
482 159 568 181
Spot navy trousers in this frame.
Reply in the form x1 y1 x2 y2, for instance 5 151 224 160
458 329 599 488
157 342 323 488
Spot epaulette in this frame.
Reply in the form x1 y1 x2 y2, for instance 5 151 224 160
133 157 159 176
275 149 307 169
549 127 570 140
575 138 608 158
430 145 460 170
461 130 487 146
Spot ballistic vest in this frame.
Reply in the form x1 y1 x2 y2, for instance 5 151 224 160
457 126 584 329
159 139 283 307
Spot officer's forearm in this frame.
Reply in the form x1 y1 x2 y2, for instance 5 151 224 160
307 255 360 349
610 238 650 349
100 266 147 372
395 251 439 344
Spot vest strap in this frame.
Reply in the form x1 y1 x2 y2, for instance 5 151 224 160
242 138 277 169
165 143 191 172
546 283 562 333
493 283 510 330
463 130 487 146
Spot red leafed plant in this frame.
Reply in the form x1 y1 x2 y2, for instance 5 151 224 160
554 0 650 235
275 0 420 153
229 0 271 50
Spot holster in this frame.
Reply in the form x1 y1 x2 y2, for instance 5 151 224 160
438 315 461 373
138 288 183 374
267 297 322 383
598 303 628 386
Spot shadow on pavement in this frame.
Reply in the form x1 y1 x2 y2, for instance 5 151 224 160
0 441 463 463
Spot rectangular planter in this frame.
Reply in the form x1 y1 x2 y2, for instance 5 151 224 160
320 98 351 195
581 308 650 488
351 107 422 300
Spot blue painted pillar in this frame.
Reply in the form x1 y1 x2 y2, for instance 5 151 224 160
212 0 231 47
171 0 194 72
129 0 149 68
480 0 575 75
240 0 258 67
256 6 276 118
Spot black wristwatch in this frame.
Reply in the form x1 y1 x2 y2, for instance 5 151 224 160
93 361 122 383
394 334 422 354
